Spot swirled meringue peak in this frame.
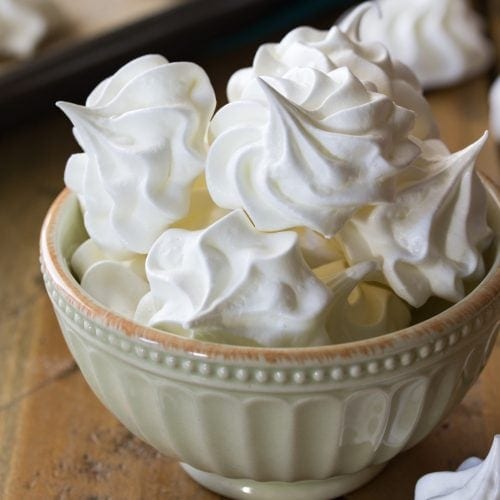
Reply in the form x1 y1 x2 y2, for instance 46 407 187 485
0 0 60 60
134 210 333 347
339 133 492 307
71 239 149 320
59 54 216 258
207 66 419 237
227 2 437 140
359 0 494 90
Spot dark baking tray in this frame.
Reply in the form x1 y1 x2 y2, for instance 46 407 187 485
0 0 359 129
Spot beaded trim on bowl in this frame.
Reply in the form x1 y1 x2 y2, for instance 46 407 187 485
41 264 500 388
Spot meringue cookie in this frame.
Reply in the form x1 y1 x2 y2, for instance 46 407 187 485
415 435 500 500
135 210 333 347
227 2 438 140
71 239 149 319
490 77 500 142
0 0 60 60
207 67 419 237
339 133 492 307
59 54 216 258
314 260 411 343
359 0 494 90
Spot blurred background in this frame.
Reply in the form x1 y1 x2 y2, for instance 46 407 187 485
0 0 496 127
0 0 365 128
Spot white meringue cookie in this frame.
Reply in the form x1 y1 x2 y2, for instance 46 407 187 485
207 66 419 237
227 2 438 140
415 435 500 500
59 54 216 258
0 0 59 60
338 134 492 307
135 210 333 347
71 239 149 319
359 0 494 90
490 77 500 142
314 260 411 343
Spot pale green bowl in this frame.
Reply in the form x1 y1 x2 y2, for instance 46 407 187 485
40 184 500 500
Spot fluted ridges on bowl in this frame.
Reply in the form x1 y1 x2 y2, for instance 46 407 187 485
43 267 499 482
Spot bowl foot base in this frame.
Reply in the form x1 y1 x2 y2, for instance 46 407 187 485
180 462 386 500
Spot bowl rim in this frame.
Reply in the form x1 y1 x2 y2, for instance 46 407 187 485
40 183 500 363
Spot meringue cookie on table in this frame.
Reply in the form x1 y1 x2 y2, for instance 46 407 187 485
227 2 438 140
207 66 419 237
0 0 60 60
59 54 216 258
359 0 494 90
71 239 149 320
490 77 500 142
415 435 500 500
338 134 492 307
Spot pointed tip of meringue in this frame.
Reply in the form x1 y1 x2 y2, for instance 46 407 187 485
256 76 306 119
338 1 378 41
345 260 379 281
55 100 76 112
478 130 489 144
56 100 85 120
56 100 96 131
453 130 488 171
314 260 378 291
256 76 276 94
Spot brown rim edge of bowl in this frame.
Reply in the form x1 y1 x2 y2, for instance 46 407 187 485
40 186 500 364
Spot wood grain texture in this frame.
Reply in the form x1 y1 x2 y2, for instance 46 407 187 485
1 15 500 500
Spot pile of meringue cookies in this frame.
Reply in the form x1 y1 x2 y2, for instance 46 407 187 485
58 1 496 349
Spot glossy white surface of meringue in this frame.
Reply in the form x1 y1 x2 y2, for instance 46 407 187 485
359 0 494 90
339 134 492 307
207 66 419 237
415 435 500 500
135 210 335 347
59 54 216 258
227 2 438 140
0 0 59 60
71 239 149 319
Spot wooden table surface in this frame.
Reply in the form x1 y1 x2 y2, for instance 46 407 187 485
1 7 500 500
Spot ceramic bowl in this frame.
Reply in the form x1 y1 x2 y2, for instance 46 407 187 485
40 182 500 500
